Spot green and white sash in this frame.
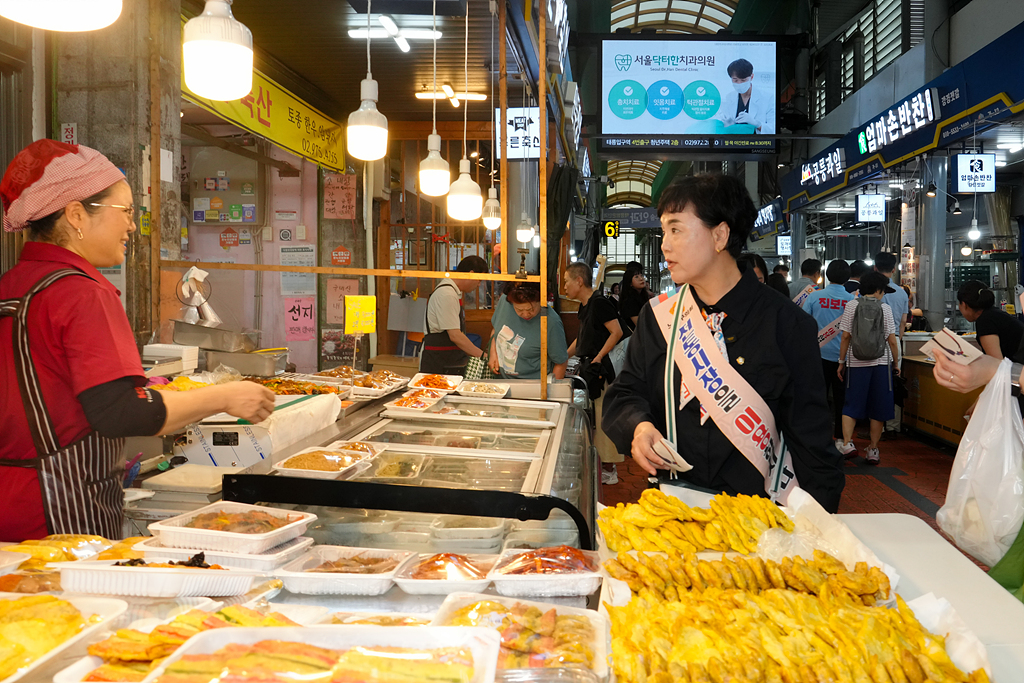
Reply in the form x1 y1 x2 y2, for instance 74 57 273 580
652 285 800 504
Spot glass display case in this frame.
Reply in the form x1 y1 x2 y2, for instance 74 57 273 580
356 419 552 458
381 397 560 429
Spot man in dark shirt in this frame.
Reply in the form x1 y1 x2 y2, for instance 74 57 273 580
564 262 624 484
844 259 870 294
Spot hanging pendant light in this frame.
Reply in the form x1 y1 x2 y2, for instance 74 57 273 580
0 0 122 31
347 0 388 161
419 0 449 196
446 3 482 220
516 212 535 244
183 0 253 101
481 1 501 230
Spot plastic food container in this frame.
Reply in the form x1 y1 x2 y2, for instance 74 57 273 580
402 388 449 401
322 509 399 535
133 536 314 572
360 452 429 481
394 553 497 595
324 440 389 458
331 612 433 626
1 592 127 683
502 529 580 552
456 381 511 398
431 516 507 540
273 447 375 480
408 372 463 393
433 592 610 679
487 548 602 598
139 625 500 683
276 546 416 596
350 376 408 398
0 549 29 574
148 501 316 555
383 394 443 412
432 536 505 554
57 560 262 598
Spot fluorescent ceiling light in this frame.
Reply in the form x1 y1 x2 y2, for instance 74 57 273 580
401 29 442 39
996 161 1007 167
349 28 388 38
417 85 485 107
441 84 455 98
395 36 410 52
378 15 399 35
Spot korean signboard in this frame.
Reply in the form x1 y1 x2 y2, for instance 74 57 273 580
856 88 939 156
800 147 845 188
285 296 316 342
497 106 540 159
856 194 887 222
751 199 785 240
601 207 661 229
951 154 996 193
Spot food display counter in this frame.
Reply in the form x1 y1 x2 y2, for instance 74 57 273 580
901 354 982 446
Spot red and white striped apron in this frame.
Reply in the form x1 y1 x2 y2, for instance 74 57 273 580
0 268 124 538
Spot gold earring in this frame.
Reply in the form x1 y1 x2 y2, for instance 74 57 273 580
76 228 84 240
716 247 722 253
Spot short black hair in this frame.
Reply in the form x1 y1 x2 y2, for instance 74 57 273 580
773 263 790 274
800 258 822 277
565 261 592 288
737 252 768 280
456 255 488 273
859 271 890 296
874 252 897 274
766 273 790 296
657 174 755 259
826 259 851 284
849 259 870 278
957 280 995 310
727 58 753 80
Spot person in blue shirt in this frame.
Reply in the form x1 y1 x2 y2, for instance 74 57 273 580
875 251 909 439
803 259 854 446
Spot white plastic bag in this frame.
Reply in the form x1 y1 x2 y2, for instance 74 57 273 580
937 358 1024 566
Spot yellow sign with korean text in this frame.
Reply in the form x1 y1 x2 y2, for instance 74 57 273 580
344 295 377 334
181 66 344 172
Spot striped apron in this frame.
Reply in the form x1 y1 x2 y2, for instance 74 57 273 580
0 268 124 538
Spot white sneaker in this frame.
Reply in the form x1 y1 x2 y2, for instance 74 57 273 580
836 440 857 457
865 447 880 465
601 467 618 485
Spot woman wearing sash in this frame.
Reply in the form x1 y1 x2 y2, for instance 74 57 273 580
0 140 274 540
603 174 845 511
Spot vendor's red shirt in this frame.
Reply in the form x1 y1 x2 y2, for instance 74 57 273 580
0 242 144 541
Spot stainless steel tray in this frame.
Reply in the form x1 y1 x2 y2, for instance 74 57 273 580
205 350 288 377
173 319 255 352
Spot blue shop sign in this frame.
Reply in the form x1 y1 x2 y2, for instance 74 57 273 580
751 199 786 241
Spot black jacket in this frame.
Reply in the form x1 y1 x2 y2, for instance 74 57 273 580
602 269 845 512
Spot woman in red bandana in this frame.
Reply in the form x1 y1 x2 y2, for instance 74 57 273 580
0 140 274 541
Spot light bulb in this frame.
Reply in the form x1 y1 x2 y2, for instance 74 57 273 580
446 159 482 221
347 78 389 161
961 245 972 256
482 187 501 229
0 0 122 31
516 212 535 244
968 219 980 241
183 0 253 101
418 133 450 196
532 234 541 249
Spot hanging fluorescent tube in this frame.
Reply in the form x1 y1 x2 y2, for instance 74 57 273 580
349 28 442 40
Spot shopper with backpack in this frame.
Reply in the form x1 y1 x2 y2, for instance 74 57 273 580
835 272 900 464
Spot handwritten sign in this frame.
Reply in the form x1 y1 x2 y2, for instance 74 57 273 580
219 228 238 248
331 245 352 266
326 278 360 325
324 172 356 220
344 295 376 334
285 296 316 341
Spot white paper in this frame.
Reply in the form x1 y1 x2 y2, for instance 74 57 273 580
280 245 316 296
193 197 211 211
906 593 991 677
160 148 173 183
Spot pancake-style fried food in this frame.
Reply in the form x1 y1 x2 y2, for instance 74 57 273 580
0 595 88 679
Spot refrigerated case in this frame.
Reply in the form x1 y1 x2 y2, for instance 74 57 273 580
221 396 598 549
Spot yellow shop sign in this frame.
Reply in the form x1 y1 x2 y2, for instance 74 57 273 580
182 70 344 172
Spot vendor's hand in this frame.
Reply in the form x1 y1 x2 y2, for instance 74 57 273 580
220 382 275 423
488 353 500 374
837 361 845 381
632 421 668 476
933 350 1000 393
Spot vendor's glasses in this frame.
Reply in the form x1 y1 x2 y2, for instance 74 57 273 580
88 202 136 220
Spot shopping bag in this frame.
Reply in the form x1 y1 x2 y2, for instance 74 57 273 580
936 358 1024 567
464 354 486 381
608 336 631 376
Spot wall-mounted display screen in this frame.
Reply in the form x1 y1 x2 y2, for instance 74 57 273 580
600 37 777 154
776 235 791 255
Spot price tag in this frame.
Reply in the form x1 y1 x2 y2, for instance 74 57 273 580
344 295 376 334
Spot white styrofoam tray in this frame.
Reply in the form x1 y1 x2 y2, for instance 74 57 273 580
383 395 444 412
323 440 389 458
148 501 316 555
53 599 326 683
57 559 262 598
137 625 501 683
394 553 497 595
275 546 416 596
350 376 409 398
133 536 314 571
273 447 375 480
487 548 602 598
455 381 511 398
408 372 463 393
0 550 29 574
0 592 127 683
401 388 449 401
431 516 508 540
433 592 610 680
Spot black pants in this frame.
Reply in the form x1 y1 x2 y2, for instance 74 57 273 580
821 359 846 440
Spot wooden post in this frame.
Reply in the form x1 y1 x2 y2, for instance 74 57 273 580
149 0 162 339
538 2 548 401
499 0 508 275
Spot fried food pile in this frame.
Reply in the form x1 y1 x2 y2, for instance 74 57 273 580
246 377 346 395
408 553 488 580
598 490 793 555
607 586 990 683
330 613 431 626
308 553 400 575
605 549 890 606
280 450 368 472
150 377 210 392
412 373 459 390
184 510 294 534
440 599 595 671
84 605 300 682
315 365 365 379
0 595 89 679
4 533 115 568
152 640 475 683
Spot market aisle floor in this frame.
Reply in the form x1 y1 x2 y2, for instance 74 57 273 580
599 431 956 536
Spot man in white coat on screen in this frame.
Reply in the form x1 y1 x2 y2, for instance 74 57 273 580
715 58 775 134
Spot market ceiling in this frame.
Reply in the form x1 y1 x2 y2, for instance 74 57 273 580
219 0 507 124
